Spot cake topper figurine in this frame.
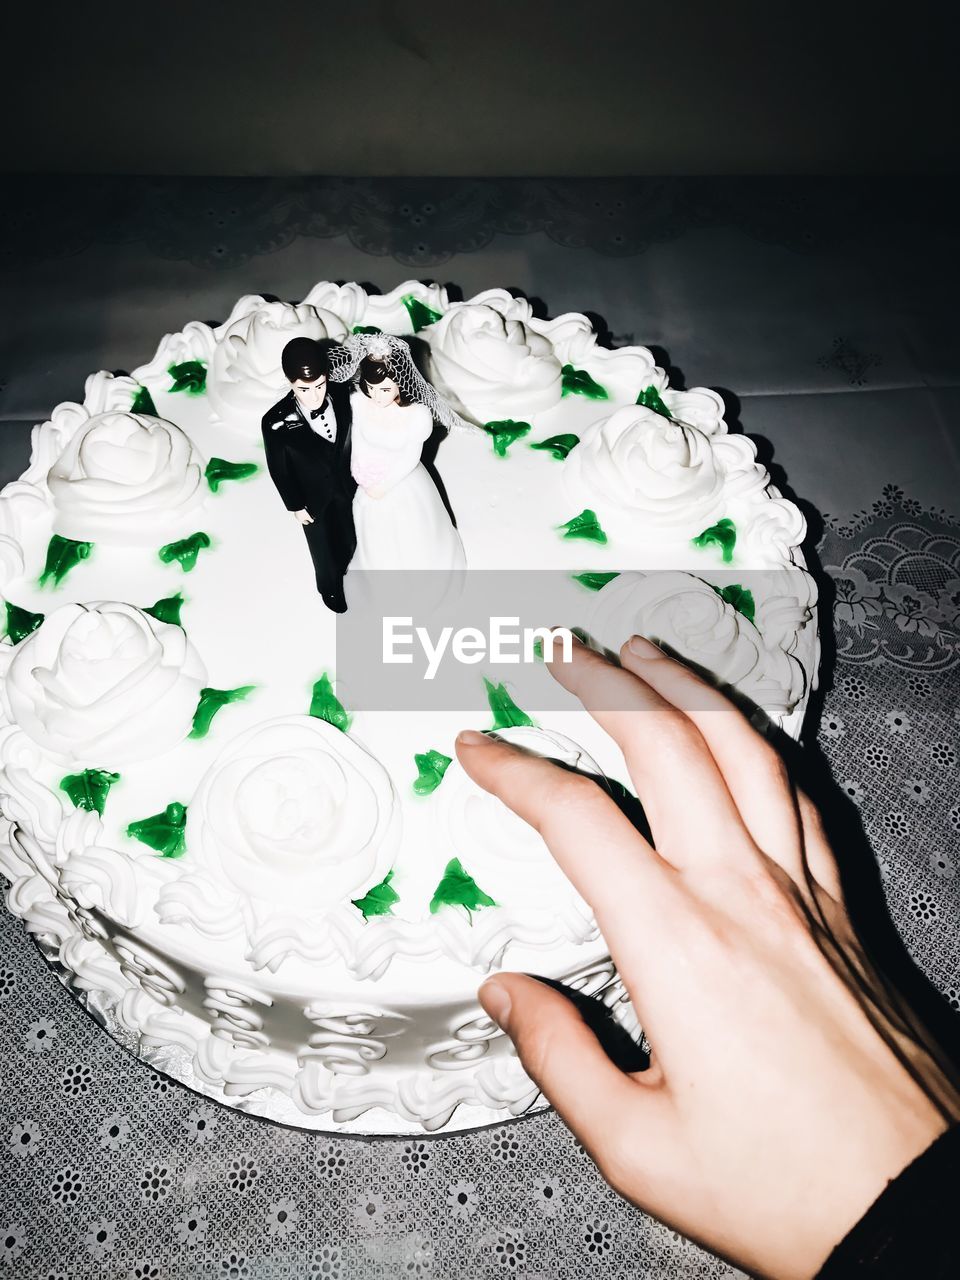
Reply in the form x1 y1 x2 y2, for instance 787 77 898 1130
329 334 467 572
261 337 357 613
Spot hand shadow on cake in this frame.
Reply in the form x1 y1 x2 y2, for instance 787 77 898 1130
520 756 654 1078
738 404 833 723
525 975 651 1075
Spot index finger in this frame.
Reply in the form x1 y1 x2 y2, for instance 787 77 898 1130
454 729 680 971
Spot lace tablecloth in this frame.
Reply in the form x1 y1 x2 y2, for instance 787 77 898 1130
1 179 958 1278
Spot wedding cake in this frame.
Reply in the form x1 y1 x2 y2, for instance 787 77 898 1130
0 282 818 1132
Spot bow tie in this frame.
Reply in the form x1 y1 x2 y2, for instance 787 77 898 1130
309 405 326 421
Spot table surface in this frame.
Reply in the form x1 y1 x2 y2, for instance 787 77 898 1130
0 177 958 1279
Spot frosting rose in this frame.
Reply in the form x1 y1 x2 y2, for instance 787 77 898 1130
564 405 723 528
132 320 217 387
661 386 728 437
733 492 808 568
426 298 562 424
207 298 349 421
302 281 369 332
723 566 817 653
186 716 399 912
587 571 805 717
527 310 598 365
2 602 206 764
47 410 205 545
19 372 143 489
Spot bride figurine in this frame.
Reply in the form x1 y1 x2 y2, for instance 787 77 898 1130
328 335 470 572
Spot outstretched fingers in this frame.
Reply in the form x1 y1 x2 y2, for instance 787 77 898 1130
455 729 679 976
618 635 841 901
544 635 756 872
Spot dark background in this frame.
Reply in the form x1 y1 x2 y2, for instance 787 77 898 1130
3 0 958 176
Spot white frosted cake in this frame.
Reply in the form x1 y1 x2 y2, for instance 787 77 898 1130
0 283 818 1132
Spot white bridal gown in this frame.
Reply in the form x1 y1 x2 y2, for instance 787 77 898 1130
348 392 466 571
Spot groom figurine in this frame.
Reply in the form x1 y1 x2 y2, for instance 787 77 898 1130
261 337 356 612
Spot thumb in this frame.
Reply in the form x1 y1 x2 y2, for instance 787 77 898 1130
479 973 661 1166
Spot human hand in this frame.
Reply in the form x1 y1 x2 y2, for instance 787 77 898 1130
294 508 314 525
458 635 960 1280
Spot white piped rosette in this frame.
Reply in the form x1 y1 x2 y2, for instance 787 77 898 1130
733 486 810 569
56 804 171 932
132 320 217 388
205 296 350 421
431 725 600 969
563 401 790 551
300 281 369 333
158 716 400 973
23 371 146 485
0 372 145 593
587 570 807 718
425 290 563 424
1 601 206 765
46 410 206 545
564 403 727 535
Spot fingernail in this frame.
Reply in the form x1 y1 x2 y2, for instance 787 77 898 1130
548 624 580 643
479 978 511 1031
628 635 665 659
457 729 489 747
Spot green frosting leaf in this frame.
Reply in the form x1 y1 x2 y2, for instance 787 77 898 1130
60 768 121 817
413 749 453 796
692 518 737 564
484 678 535 730
309 673 351 731
143 592 185 627
482 419 531 457
4 601 44 644
401 294 443 332
39 535 93 588
429 857 496 918
572 571 620 592
558 508 608 544
529 432 580 460
710 582 756 624
131 384 157 415
352 324 383 335
205 457 259 493
635 385 671 418
189 685 255 739
158 532 211 572
168 360 207 395
351 869 400 921
561 364 609 400
127 802 187 858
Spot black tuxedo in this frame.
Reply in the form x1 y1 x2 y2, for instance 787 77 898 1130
261 384 357 603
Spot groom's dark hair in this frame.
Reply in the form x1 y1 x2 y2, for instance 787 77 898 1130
281 337 329 383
